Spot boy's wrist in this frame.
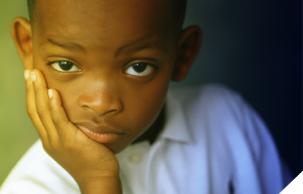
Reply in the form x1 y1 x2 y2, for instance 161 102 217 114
79 176 122 194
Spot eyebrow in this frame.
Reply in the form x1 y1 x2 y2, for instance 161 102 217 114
41 37 163 55
114 39 163 57
41 39 85 50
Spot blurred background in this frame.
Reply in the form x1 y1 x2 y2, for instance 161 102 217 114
0 0 301 185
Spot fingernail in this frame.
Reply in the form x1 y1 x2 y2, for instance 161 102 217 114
24 70 29 80
30 72 36 81
48 89 53 98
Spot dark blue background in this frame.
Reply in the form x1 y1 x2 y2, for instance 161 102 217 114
170 0 302 176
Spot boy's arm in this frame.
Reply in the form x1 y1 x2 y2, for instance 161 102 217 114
233 93 292 193
25 69 122 194
80 177 122 194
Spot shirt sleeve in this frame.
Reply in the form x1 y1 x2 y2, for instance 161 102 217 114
231 94 292 194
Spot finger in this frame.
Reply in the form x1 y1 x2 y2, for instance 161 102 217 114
31 69 59 141
48 88 80 142
24 69 48 142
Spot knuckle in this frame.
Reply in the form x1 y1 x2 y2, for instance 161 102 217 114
26 101 37 115
51 112 68 129
36 105 46 117
36 108 43 117
51 114 62 127
49 104 58 117
33 85 43 93
25 82 32 90
27 108 39 120
26 108 34 117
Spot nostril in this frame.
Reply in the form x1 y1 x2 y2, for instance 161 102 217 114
78 95 123 116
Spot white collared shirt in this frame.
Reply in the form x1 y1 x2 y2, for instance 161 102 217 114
0 85 289 194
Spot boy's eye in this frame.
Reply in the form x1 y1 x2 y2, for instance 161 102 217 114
49 61 80 72
125 63 155 77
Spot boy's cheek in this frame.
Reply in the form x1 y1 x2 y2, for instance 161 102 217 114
50 83 80 119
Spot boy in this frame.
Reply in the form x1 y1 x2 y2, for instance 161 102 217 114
0 0 288 193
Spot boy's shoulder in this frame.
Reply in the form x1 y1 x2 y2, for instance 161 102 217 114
169 83 245 121
165 84 285 194
170 83 242 104
166 83 252 145
168 83 265 148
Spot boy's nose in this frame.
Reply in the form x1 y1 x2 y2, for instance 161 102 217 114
77 85 123 117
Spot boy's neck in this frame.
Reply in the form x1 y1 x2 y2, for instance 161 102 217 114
132 104 165 145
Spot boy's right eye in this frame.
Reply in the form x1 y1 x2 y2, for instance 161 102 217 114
48 61 81 72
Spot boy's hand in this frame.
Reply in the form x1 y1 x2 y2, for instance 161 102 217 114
24 69 122 194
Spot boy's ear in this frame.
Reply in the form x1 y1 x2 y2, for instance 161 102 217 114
171 25 202 82
11 17 33 69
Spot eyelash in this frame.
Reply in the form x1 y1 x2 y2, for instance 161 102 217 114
47 61 81 73
124 62 158 77
47 61 158 77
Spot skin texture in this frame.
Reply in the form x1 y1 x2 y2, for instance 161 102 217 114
11 0 202 193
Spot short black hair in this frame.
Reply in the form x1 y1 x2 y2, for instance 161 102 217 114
27 0 187 28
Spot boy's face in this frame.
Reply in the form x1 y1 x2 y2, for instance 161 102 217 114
30 0 179 153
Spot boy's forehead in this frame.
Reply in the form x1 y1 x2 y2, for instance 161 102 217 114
36 0 173 16
34 0 178 48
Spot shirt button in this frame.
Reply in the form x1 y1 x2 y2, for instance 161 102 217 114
128 152 142 164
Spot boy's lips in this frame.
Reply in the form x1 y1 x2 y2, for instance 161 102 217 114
75 123 124 144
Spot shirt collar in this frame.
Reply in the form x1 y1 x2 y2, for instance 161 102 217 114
159 91 193 143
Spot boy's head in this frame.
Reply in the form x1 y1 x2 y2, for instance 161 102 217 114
12 0 202 153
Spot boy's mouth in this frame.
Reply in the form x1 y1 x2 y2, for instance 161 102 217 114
76 123 124 144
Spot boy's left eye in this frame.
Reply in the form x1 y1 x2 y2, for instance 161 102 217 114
48 61 81 72
125 63 155 77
